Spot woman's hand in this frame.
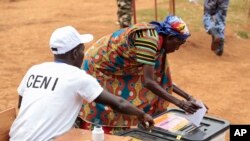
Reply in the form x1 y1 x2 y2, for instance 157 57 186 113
178 100 202 114
187 96 209 111
186 95 196 102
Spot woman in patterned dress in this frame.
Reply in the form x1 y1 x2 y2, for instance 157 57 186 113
79 15 203 134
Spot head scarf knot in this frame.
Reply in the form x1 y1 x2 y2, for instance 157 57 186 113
150 15 190 40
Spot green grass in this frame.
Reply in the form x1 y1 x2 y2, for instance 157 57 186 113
135 0 250 39
237 31 249 39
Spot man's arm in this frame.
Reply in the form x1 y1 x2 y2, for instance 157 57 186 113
18 95 22 109
94 89 154 129
142 64 201 114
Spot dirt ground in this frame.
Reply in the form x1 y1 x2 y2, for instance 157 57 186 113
0 0 250 140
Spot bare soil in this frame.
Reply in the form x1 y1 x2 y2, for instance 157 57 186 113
1 0 250 140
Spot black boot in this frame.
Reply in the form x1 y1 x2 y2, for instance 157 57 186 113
215 39 224 56
211 35 215 51
209 28 221 41
208 28 224 56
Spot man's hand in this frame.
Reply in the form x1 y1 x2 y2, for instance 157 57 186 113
138 113 155 131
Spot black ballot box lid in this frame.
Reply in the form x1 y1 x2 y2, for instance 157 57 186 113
117 128 176 141
137 108 230 141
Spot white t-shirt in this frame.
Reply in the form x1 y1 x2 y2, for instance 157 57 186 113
9 62 103 141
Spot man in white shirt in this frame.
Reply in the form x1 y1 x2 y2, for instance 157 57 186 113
9 26 154 141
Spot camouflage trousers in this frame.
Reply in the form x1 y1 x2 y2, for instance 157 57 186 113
203 10 228 39
117 0 132 28
203 9 228 56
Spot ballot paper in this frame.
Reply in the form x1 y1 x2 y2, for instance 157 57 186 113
185 100 207 127
154 113 190 133
131 137 143 141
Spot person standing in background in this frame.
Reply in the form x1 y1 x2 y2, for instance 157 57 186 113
203 0 230 56
117 0 132 28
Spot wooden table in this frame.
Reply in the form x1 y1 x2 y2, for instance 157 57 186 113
54 128 132 141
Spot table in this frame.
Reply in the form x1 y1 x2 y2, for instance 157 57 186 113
54 128 132 141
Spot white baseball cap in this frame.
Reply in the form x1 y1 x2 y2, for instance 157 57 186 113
49 26 93 54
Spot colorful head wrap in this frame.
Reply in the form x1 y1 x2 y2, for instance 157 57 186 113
150 15 190 40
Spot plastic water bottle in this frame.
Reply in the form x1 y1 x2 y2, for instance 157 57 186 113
92 126 104 141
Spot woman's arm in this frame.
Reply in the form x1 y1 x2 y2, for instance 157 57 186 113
173 84 193 100
142 64 201 114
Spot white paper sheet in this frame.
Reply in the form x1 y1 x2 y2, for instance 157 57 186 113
185 100 207 127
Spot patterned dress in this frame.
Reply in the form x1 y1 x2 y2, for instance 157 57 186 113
79 23 173 128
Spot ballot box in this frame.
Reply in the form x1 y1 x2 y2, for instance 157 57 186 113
118 128 175 141
139 108 230 141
